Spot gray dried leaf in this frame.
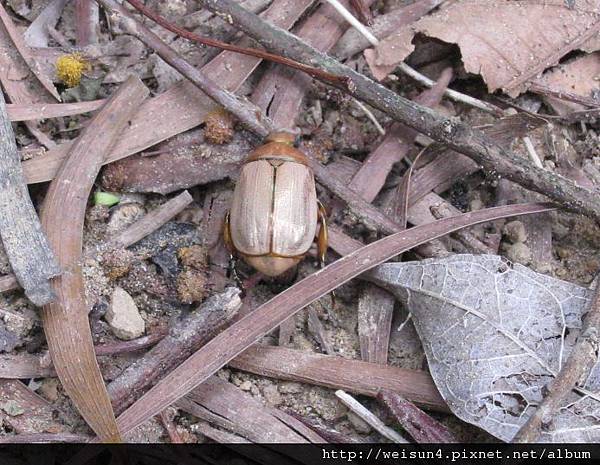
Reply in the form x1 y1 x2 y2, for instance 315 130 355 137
368 254 600 442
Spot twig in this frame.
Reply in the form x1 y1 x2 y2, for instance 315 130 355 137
286 411 359 443
40 76 149 443
324 0 502 115
352 99 385 135
94 331 168 356
512 279 600 443
335 389 409 443
0 332 168 379
200 0 600 222
523 136 544 169
96 0 273 137
115 202 554 435
0 91 60 305
107 191 193 249
377 389 457 443
124 0 347 88
108 288 241 414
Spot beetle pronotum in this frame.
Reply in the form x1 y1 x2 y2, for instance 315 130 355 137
224 132 328 277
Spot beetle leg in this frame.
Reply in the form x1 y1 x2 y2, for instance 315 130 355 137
317 200 328 269
223 211 244 290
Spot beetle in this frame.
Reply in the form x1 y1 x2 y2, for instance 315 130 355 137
223 131 328 277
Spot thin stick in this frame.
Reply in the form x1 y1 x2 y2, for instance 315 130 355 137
323 0 502 115
523 136 544 169
353 99 385 135
107 191 193 249
96 0 273 137
124 0 347 89
513 279 600 442
200 0 600 222
335 390 409 443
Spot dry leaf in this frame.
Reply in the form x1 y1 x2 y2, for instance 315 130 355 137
368 254 600 442
533 51 600 115
367 0 600 96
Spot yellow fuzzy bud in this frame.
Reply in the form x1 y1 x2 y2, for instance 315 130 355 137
56 54 88 87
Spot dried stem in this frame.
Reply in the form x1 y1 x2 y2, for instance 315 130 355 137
513 280 600 442
200 0 600 222
96 0 273 137
124 0 348 88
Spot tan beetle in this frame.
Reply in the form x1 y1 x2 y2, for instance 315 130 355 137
223 132 328 277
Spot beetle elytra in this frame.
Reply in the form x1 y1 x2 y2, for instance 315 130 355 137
224 132 328 277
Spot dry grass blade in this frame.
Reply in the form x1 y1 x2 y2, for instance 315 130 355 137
41 76 149 443
115 202 554 434
232 345 445 411
7 100 105 122
0 4 60 101
0 92 60 305
0 379 67 434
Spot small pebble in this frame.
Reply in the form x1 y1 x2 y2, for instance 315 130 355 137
262 384 282 406
239 380 253 391
278 381 303 394
503 221 528 243
504 242 532 265
105 287 145 340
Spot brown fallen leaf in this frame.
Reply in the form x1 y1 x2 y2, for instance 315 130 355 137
41 76 149 443
366 0 600 96
531 51 600 115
